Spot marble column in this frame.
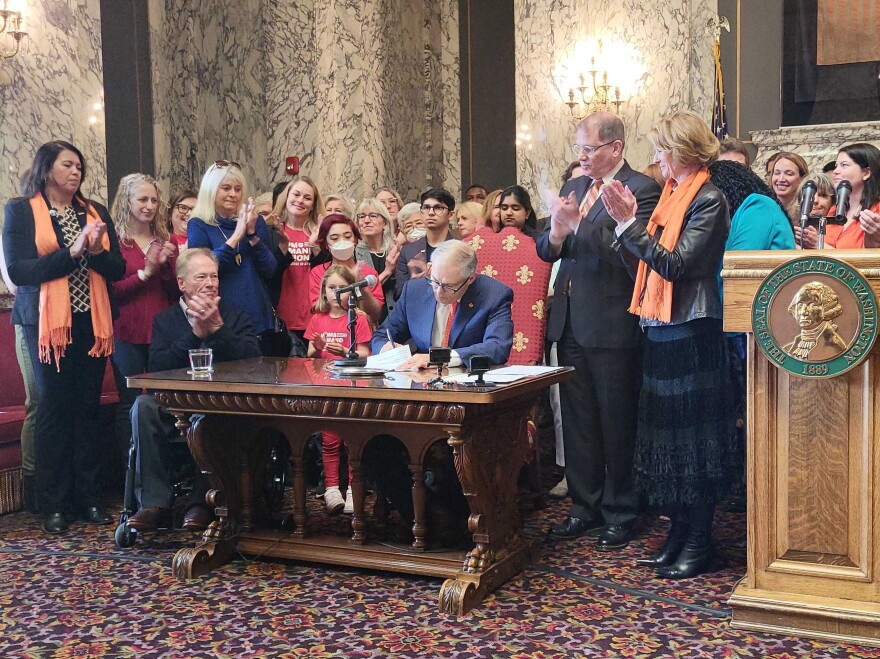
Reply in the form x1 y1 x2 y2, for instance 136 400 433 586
513 0 718 214
149 0 269 197
151 0 460 204
0 0 107 205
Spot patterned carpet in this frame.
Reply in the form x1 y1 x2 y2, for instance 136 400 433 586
2 488 880 659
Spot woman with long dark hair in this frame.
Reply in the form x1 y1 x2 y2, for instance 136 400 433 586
2 140 125 533
497 185 540 239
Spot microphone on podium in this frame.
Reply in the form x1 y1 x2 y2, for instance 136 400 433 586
798 180 817 223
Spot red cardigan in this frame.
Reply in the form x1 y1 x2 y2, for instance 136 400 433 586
113 240 179 344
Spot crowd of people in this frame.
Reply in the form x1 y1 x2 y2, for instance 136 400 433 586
2 113 877 580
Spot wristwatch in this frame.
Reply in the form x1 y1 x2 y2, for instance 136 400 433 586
246 232 257 239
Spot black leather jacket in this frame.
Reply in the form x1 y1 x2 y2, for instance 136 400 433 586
615 182 730 327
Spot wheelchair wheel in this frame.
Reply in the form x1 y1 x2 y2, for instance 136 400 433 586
114 522 137 548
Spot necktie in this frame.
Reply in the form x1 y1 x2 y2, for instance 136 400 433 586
442 302 458 346
579 179 602 218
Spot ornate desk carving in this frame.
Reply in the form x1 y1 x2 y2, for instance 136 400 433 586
131 358 569 615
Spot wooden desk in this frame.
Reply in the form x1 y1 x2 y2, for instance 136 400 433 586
129 358 570 615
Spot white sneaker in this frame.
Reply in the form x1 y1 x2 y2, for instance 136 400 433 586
324 486 345 515
343 487 354 514
548 476 568 499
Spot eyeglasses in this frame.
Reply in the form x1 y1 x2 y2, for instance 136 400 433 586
420 204 449 214
212 160 241 169
356 212 382 222
174 203 194 215
571 141 615 156
429 277 469 293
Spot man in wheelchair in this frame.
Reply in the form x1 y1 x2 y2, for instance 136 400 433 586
126 248 261 532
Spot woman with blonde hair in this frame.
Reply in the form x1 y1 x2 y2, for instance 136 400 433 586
355 198 400 320
599 110 738 580
375 186 405 231
272 175 324 355
187 161 278 337
455 201 484 239
110 173 179 457
482 189 503 231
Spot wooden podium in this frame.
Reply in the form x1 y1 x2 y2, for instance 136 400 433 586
722 250 880 646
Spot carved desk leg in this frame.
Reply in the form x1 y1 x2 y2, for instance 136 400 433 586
348 459 366 545
291 455 307 538
439 408 534 615
410 463 428 551
171 414 240 580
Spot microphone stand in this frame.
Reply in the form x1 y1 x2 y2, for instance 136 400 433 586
818 215 828 250
333 288 367 367
799 214 807 249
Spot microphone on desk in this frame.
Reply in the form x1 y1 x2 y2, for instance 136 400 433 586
334 274 378 299
836 180 852 222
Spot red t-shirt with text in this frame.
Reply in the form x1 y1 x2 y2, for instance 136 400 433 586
277 227 313 330
304 312 373 360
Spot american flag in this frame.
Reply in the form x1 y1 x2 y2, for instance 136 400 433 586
711 40 729 140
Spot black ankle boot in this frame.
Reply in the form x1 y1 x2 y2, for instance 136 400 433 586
636 508 688 568
655 502 715 579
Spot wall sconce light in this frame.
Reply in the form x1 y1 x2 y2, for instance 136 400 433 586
565 40 623 119
0 0 26 60
515 124 532 151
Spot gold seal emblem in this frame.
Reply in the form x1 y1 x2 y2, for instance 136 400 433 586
752 256 877 378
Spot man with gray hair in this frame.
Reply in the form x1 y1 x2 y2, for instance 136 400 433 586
538 111 661 550
372 239 514 368
126 248 261 532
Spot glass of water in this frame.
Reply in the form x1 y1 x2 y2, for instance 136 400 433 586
188 348 213 377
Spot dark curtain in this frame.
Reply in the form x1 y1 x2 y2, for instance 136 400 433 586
782 0 880 126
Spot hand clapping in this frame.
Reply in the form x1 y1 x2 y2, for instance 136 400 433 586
87 220 107 254
189 293 223 339
601 180 638 224
69 224 93 259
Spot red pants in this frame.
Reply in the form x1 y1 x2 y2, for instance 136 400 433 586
322 430 352 488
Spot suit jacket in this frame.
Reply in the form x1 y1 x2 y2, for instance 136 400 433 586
149 300 261 373
372 274 514 365
3 196 126 326
537 161 661 349
394 231 454 299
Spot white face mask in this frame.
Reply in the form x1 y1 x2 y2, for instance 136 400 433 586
407 228 427 241
330 240 355 261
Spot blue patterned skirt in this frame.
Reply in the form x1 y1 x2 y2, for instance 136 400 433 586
633 318 741 507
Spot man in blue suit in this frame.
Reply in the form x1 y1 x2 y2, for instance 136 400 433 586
372 240 514 368
369 240 513 543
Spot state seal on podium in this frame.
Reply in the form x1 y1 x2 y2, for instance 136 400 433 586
751 256 878 378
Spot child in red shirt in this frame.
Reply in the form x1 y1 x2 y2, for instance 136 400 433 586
305 265 372 514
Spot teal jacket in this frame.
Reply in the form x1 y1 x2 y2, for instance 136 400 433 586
725 193 796 252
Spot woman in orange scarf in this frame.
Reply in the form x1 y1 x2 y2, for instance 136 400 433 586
602 112 739 580
2 141 125 534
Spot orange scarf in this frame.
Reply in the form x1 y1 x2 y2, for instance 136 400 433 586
628 168 710 322
30 193 113 367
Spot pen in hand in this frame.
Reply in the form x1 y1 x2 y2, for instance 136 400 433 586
386 329 396 348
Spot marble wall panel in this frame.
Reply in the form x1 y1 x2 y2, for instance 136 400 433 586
149 0 269 198
153 0 460 206
0 0 107 205
752 121 880 179
514 0 717 214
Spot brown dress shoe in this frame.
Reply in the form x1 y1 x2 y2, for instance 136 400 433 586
128 507 172 531
182 505 213 532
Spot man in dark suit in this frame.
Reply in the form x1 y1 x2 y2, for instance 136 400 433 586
127 248 261 532
394 188 455 300
537 112 662 550
374 239 514 368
